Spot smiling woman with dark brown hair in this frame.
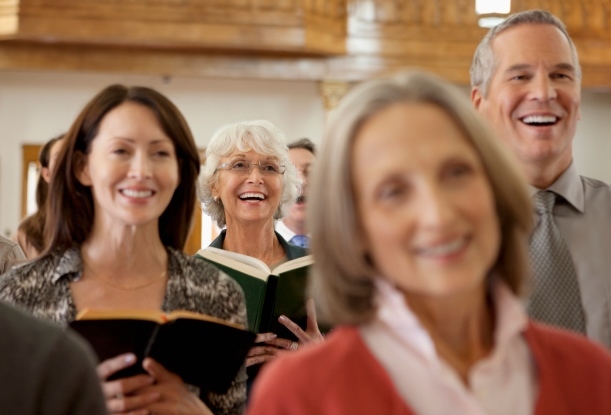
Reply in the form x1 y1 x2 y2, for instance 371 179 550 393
0 84 248 415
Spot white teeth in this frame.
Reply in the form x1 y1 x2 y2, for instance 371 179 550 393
121 189 153 198
239 193 265 200
522 115 557 125
419 239 466 256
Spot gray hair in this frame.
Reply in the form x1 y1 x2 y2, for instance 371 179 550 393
198 120 301 228
470 9 582 96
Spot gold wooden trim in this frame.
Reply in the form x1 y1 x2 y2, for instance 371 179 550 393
319 80 351 110
21 144 40 219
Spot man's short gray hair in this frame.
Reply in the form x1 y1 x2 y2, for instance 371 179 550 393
470 9 582 96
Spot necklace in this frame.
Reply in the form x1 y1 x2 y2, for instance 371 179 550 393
83 265 168 291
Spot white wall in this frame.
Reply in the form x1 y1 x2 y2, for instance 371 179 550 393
0 70 326 237
2 70 611 237
573 90 611 182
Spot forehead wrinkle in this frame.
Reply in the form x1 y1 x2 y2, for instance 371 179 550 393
504 62 576 74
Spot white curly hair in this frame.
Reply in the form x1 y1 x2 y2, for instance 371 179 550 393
198 120 301 228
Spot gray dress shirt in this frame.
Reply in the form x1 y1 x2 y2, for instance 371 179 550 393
529 162 611 347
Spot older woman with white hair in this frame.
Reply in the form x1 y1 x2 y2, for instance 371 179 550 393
197 120 324 383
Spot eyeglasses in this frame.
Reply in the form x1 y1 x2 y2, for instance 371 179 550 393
216 160 285 176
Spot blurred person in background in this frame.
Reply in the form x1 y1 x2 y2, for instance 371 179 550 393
275 138 316 249
248 71 611 415
15 134 64 258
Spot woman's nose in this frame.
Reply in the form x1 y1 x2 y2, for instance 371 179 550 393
128 153 152 179
417 185 454 228
246 164 264 183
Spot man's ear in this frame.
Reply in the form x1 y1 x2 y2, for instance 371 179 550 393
74 151 92 186
471 86 483 111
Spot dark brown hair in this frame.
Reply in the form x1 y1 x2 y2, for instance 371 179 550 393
17 134 64 254
45 84 200 253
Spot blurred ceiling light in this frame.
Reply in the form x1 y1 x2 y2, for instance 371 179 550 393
476 0 510 28
476 0 511 15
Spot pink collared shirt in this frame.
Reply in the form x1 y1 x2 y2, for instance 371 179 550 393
360 278 537 415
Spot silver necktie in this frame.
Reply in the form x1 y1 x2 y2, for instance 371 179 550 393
527 191 586 333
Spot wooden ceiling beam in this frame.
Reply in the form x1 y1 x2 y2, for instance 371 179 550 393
1 0 611 89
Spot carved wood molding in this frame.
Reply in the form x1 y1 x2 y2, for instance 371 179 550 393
2 0 611 88
319 80 351 110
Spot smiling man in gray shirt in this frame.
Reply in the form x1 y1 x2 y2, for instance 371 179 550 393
471 10 611 347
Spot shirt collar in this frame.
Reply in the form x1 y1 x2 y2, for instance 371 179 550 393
275 219 297 241
373 276 529 363
528 161 584 213
374 278 437 361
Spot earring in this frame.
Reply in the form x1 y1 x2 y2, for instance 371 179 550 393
213 196 219 203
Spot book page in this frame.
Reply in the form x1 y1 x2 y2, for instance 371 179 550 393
76 308 166 324
77 308 247 330
197 247 271 280
167 310 245 330
273 255 314 275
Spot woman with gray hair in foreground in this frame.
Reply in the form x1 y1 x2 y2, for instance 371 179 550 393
247 71 611 415
197 120 324 384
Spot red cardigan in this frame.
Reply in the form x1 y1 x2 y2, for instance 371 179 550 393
247 323 611 415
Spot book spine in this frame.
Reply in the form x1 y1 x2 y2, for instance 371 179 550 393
143 324 161 358
259 275 279 333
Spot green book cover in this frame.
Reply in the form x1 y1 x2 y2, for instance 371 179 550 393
197 247 313 340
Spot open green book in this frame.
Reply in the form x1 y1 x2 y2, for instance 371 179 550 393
197 247 313 341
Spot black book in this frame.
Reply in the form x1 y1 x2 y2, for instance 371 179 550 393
69 309 256 394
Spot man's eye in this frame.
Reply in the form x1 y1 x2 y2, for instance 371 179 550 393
551 73 570 80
